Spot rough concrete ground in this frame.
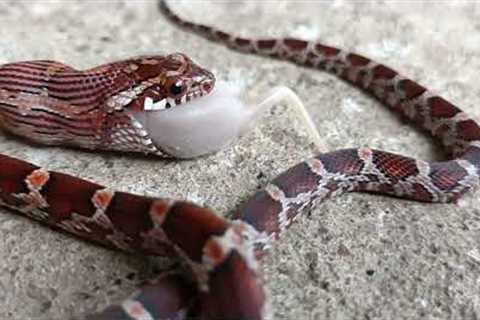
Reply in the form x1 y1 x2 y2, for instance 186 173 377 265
1 1 480 319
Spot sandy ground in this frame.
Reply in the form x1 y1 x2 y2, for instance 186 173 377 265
0 1 479 319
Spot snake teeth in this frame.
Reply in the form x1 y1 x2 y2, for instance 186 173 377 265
143 97 172 111
143 91 205 111
143 97 154 111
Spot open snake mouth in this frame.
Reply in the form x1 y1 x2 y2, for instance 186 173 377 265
133 81 251 158
143 89 206 111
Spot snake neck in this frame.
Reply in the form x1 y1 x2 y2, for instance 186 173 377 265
0 60 171 155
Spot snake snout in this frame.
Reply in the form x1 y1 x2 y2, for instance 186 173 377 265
190 65 216 97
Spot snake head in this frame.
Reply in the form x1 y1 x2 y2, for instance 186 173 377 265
127 53 215 111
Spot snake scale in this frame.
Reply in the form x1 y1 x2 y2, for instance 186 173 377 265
0 1 478 319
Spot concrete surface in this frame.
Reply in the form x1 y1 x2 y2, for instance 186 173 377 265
1 1 480 319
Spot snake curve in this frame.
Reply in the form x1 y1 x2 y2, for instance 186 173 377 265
0 1 479 319
158 0 480 239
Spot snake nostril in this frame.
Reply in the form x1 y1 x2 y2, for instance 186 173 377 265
202 82 212 93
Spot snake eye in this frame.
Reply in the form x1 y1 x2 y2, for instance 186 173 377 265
169 81 185 96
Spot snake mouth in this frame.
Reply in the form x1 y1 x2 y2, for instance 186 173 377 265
143 90 205 111
134 81 249 158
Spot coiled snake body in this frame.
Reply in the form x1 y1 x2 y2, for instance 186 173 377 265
0 2 479 319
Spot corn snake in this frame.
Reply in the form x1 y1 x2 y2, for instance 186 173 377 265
0 2 478 320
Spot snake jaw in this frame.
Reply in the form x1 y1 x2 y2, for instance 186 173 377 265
143 97 174 111
143 88 207 112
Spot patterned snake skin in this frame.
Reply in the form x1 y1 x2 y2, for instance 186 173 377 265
0 54 215 155
159 1 480 245
0 1 479 319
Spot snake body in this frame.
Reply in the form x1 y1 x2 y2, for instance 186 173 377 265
159 1 480 243
0 1 479 319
